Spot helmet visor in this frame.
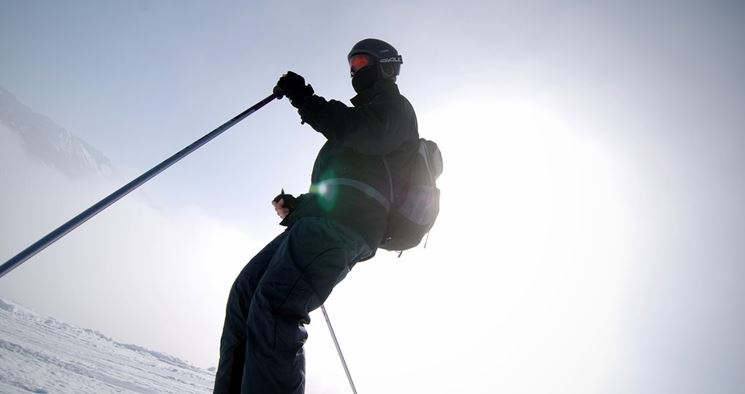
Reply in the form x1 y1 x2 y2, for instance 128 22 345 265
349 54 371 76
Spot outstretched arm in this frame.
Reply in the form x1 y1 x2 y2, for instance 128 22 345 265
275 71 417 155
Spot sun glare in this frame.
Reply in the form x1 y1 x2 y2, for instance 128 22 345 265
419 97 633 391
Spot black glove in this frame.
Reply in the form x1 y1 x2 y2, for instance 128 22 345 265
275 71 314 103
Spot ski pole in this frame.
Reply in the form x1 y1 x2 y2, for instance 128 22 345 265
321 304 358 394
0 92 280 279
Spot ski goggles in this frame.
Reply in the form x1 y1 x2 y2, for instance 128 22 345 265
349 54 372 77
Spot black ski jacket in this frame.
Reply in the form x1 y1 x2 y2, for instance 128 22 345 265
282 79 419 253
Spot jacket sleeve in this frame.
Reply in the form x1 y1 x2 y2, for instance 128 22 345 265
294 94 417 155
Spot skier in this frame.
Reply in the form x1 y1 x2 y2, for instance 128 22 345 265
213 38 419 393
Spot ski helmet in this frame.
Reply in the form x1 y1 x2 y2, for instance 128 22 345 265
347 38 403 80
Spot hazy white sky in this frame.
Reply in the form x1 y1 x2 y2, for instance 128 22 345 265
2 1 745 393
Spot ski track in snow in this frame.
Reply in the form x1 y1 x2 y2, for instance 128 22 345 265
0 298 215 393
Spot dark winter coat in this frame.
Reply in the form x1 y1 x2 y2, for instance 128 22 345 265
282 79 419 253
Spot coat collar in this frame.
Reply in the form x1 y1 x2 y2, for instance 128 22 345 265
350 80 400 107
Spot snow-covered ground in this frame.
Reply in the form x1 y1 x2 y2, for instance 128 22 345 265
0 298 215 393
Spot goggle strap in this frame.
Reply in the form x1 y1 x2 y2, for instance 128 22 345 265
379 55 403 64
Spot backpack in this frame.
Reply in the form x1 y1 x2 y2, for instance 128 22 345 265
380 138 443 252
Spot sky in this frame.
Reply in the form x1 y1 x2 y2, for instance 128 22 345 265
2 0 745 393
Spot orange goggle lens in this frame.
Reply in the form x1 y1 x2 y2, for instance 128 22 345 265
349 54 371 74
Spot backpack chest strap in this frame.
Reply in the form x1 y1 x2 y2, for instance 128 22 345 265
312 178 391 212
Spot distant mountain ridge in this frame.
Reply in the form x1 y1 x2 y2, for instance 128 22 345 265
0 297 215 393
0 86 113 177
